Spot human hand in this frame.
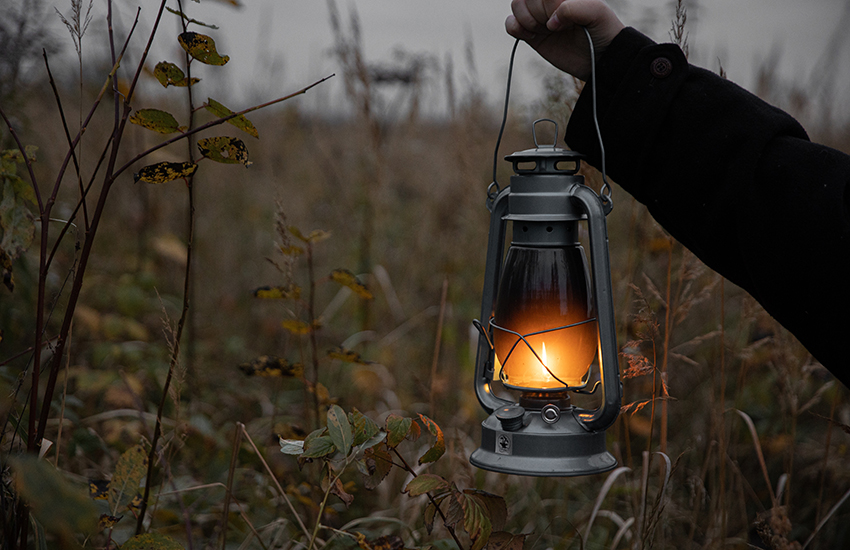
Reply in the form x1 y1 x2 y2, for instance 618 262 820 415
506 0 625 80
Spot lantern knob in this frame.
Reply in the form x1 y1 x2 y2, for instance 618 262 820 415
495 405 525 432
541 404 561 424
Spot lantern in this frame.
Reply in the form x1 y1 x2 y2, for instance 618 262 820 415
470 119 622 477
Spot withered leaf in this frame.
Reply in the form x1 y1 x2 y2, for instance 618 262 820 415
122 533 184 550
205 98 258 138
130 108 186 134
289 226 332 243
417 414 446 465
239 355 303 377
197 136 251 166
98 514 123 530
153 61 200 87
134 161 197 184
281 318 321 335
484 532 528 550
252 284 301 300
89 479 109 500
330 269 373 299
327 471 355 507
367 535 404 550
362 443 393 490
279 244 304 256
327 345 371 365
178 32 230 65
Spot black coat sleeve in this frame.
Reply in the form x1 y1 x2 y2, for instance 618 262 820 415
566 27 850 385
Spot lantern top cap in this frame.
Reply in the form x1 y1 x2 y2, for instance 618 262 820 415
504 118 585 166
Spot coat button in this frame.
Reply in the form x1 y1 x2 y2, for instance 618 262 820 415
650 57 673 78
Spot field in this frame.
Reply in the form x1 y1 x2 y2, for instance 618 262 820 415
1 1 849 549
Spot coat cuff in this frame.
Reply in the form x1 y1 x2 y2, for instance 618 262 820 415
565 27 689 204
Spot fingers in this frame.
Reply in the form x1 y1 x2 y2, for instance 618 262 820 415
509 0 548 34
550 0 624 36
505 15 537 41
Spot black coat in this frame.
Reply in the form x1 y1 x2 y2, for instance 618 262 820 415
566 28 850 386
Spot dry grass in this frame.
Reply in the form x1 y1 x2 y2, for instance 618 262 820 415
2 1 849 549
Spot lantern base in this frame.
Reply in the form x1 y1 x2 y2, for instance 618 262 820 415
470 407 617 477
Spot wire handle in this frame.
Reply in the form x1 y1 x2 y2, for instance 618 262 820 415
489 28 613 211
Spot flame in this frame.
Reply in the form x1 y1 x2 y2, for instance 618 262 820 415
540 342 551 382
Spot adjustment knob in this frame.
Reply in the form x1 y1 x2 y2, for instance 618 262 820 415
495 405 525 432
541 404 561 424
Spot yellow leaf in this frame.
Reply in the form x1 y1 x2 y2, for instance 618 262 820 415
205 98 259 138
178 32 229 65
252 284 301 300
239 355 304 377
330 269 373 299
134 161 197 184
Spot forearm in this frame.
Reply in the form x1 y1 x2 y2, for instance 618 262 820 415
566 28 850 375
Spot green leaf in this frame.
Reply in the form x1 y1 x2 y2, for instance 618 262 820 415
385 414 412 449
417 414 446 464
424 502 438 534
362 443 393 489
404 473 450 497
11 455 99 538
108 444 148 513
349 408 381 446
238 355 303 377
252 284 302 300
197 136 251 166
166 7 219 29
327 404 354 456
302 435 336 459
130 109 186 134
205 98 259 138
464 489 507 532
461 493 493 550
279 438 306 455
1 172 36 291
122 532 185 550
330 269 373 299
134 161 198 183
153 61 200 88
178 32 230 65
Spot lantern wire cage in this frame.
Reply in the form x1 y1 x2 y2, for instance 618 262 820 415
473 317 600 392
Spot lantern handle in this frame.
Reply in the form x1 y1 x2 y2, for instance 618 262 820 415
532 119 559 148
583 26 613 209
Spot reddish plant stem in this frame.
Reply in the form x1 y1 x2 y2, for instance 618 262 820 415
391 448 465 550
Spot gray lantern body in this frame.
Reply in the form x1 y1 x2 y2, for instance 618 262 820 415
470 131 622 477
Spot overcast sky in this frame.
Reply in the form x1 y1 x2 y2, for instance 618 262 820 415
60 0 850 122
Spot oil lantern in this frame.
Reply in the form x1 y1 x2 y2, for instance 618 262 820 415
470 119 622 476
